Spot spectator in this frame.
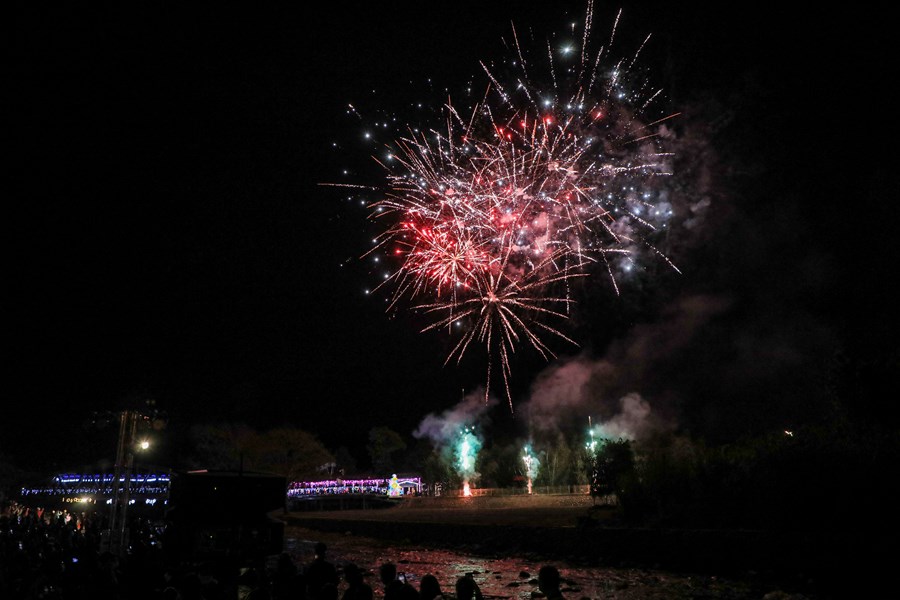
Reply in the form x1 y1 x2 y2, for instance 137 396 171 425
379 563 405 600
342 563 372 600
537 566 564 600
419 574 444 600
272 552 305 600
455 576 483 600
306 542 339 600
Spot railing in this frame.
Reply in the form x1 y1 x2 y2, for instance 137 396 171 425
440 484 590 497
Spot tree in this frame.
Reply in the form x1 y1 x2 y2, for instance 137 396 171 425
407 439 455 490
333 446 358 476
0 449 29 504
250 427 334 482
189 423 333 481
537 432 574 487
589 438 635 498
478 442 520 488
366 426 407 474
188 422 256 470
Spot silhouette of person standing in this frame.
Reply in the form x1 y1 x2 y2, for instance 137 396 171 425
455 576 483 600
342 563 373 600
380 563 407 600
305 542 338 600
538 566 564 600
419 574 444 600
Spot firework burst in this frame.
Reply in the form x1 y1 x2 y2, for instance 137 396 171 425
338 2 680 409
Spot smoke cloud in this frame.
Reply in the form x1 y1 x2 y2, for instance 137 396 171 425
522 294 730 440
589 393 653 441
414 388 497 442
414 388 498 482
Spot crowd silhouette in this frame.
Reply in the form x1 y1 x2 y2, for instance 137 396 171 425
2 501 565 600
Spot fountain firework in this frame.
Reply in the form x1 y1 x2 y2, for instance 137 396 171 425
522 443 540 494
456 426 481 496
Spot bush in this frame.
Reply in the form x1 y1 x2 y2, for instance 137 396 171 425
617 422 898 531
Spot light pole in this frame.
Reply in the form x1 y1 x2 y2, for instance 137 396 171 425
105 409 152 556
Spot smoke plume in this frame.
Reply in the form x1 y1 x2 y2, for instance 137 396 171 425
522 294 732 441
414 388 497 483
414 388 497 442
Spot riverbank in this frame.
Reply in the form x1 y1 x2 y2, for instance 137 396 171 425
290 492 595 527
282 493 873 597
283 525 771 600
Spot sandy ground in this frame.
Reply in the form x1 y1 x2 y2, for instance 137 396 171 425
286 493 601 528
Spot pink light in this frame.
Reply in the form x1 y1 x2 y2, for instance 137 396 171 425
287 476 422 497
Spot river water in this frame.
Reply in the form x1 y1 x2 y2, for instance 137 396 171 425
283 525 809 600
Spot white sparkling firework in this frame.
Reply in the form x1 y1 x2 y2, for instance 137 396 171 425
343 3 681 409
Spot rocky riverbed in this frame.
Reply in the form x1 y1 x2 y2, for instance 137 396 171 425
284 526 814 599
281 495 817 599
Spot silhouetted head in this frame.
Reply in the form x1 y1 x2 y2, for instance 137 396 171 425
398 583 419 600
314 542 328 558
380 562 397 585
278 552 296 574
162 587 181 600
420 574 442 600
321 583 338 600
455 576 482 600
538 565 561 596
344 563 364 586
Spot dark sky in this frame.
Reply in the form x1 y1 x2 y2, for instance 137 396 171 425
9 3 896 472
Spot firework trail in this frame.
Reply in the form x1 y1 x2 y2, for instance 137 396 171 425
340 2 680 408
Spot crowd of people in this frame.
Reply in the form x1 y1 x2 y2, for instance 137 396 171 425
259 542 566 600
0 500 165 598
1 501 566 600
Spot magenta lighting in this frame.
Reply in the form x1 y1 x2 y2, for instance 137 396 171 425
287 476 422 497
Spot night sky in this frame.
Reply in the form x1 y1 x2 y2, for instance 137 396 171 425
9 3 896 473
